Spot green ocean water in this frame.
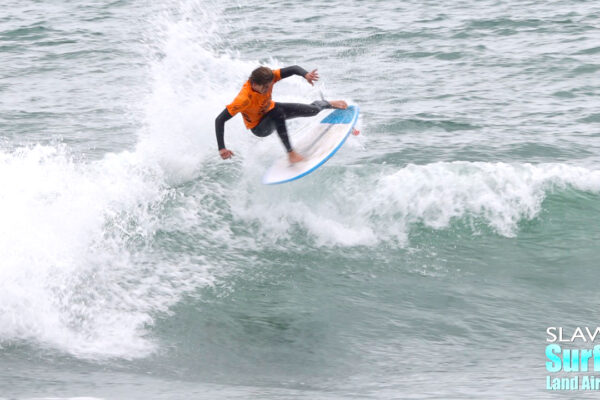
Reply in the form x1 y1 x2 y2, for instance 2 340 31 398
1 0 600 398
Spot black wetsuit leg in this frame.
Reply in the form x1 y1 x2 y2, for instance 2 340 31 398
251 104 292 152
277 100 332 120
251 101 332 152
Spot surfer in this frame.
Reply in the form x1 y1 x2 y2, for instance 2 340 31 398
215 65 357 163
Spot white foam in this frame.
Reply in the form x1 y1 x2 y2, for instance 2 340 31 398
374 162 600 236
0 144 216 359
230 161 600 246
135 1 258 184
0 2 235 359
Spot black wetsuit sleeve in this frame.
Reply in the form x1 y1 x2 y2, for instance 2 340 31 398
280 65 309 80
215 108 233 150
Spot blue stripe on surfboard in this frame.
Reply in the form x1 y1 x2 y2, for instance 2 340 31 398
263 105 359 185
320 105 357 124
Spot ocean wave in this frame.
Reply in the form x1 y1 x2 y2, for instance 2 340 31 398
231 161 600 246
0 144 214 359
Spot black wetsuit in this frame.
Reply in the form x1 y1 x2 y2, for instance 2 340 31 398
215 65 333 152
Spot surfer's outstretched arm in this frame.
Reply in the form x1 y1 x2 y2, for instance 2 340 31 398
280 65 308 79
215 108 234 159
280 65 319 86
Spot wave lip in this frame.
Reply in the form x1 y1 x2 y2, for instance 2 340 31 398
231 161 600 248
370 161 600 238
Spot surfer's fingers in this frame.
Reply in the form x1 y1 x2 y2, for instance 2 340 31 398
220 149 234 159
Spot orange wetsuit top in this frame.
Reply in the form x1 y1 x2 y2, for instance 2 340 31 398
215 65 310 150
225 69 282 129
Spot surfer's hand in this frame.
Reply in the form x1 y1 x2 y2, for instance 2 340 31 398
304 69 319 86
288 150 304 163
219 148 234 159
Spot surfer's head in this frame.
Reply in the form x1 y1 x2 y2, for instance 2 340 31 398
250 66 274 94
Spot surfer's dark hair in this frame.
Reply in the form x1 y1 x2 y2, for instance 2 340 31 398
249 67 274 85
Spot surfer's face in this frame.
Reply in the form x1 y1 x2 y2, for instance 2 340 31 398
251 81 272 94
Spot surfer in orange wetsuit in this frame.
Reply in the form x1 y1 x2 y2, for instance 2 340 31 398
215 65 357 163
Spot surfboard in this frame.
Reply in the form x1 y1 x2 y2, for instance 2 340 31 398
262 105 359 185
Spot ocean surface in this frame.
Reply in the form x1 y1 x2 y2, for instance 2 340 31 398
1 0 600 398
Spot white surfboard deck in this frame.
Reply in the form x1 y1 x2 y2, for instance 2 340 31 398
262 105 359 185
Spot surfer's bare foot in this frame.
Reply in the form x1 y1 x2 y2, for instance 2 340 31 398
352 128 360 136
328 100 348 109
288 150 304 163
